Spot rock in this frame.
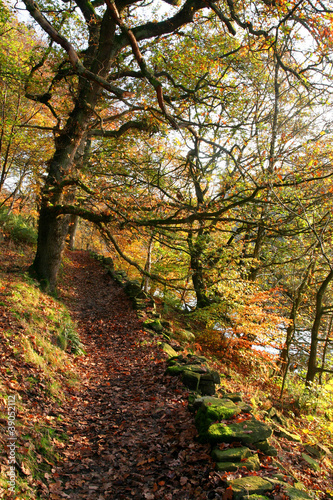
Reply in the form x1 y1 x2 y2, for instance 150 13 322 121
103 256 114 268
255 440 278 456
211 446 252 462
199 372 219 396
205 418 272 445
161 343 178 358
301 453 321 471
284 485 312 499
192 396 232 411
273 423 302 442
225 392 243 402
166 364 208 376
268 407 287 426
143 319 163 332
247 496 270 500
175 329 196 342
228 476 274 499
182 370 201 391
304 442 332 459
237 401 253 413
195 399 241 436
215 454 260 472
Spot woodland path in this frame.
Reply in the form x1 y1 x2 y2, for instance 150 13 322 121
55 250 222 499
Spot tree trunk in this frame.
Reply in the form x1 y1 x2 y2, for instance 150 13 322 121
30 98 96 291
68 215 79 251
306 269 333 385
187 230 210 308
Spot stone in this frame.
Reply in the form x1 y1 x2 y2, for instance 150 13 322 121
228 476 274 499
195 399 241 436
161 343 178 358
255 440 278 456
273 423 302 442
215 454 260 472
237 401 253 413
267 479 312 500
225 392 243 402
192 396 233 411
284 485 312 499
212 446 252 462
304 443 332 459
198 379 216 396
205 418 272 445
182 370 201 391
166 364 208 376
247 496 270 500
175 329 196 342
301 453 321 471
143 319 163 332
268 406 287 426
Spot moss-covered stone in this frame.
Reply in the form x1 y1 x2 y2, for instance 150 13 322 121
166 364 208 376
301 453 321 471
195 399 241 437
225 392 243 402
175 329 196 342
229 476 274 499
216 454 260 472
182 370 201 391
267 479 312 500
144 319 163 332
161 343 178 358
284 485 312 499
205 418 272 445
273 423 301 442
255 440 278 456
247 496 270 500
212 446 252 462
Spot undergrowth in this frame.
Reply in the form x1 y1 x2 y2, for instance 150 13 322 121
0 236 83 498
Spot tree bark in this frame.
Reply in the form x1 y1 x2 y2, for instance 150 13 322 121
306 269 333 385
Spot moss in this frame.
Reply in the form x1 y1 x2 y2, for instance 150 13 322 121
195 399 240 438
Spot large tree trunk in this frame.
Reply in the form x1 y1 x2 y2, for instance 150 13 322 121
30 98 96 290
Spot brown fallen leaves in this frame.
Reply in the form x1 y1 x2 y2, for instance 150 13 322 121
50 250 225 499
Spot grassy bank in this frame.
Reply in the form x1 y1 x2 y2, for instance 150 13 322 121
0 237 82 499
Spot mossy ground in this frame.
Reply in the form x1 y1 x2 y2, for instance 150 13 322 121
0 240 82 499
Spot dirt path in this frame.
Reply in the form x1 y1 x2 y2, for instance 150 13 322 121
55 251 222 499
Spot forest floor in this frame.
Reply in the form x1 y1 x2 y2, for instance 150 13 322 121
47 250 222 499
0 244 332 499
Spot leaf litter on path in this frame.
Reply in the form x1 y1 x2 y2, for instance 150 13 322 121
55 251 224 499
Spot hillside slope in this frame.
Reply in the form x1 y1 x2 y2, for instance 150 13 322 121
0 242 332 499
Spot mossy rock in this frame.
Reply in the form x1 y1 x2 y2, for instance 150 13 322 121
229 476 274 499
215 454 260 472
301 453 321 471
247 496 270 500
237 401 253 413
175 329 196 342
267 479 312 500
205 418 272 445
192 396 227 411
166 363 207 376
225 392 243 402
273 423 302 442
161 343 179 358
182 370 201 391
255 439 278 456
284 485 312 499
212 446 252 463
195 399 241 436
304 442 332 459
144 319 163 332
